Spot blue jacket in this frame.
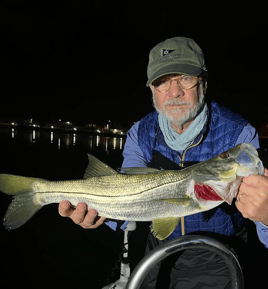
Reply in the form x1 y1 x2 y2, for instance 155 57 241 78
112 101 268 247
123 101 258 239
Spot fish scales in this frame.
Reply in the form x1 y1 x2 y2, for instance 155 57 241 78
35 176 192 215
34 170 191 199
32 170 195 222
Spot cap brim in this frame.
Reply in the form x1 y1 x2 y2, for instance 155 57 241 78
146 64 202 86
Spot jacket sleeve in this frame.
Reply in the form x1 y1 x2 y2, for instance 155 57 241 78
255 222 268 249
121 121 148 168
235 123 260 149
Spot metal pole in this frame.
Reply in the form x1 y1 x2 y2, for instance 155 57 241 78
102 222 136 289
126 235 244 289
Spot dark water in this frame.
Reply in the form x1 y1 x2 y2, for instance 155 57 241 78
0 127 268 289
0 127 149 289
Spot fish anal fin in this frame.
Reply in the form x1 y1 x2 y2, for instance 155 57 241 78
83 154 118 178
151 217 181 240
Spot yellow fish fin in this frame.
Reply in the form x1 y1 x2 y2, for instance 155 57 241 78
84 154 118 178
151 217 181 240
0 174 43 230
0 174 36 195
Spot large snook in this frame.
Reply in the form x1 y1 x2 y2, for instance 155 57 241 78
0 143 264 240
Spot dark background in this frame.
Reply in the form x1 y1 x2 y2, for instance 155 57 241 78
0 130 151 289
0 1 267 129
0 2 268 289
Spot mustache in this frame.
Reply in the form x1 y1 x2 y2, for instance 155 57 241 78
164 99 189 106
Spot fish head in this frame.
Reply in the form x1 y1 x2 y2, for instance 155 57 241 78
194 143 263 205
234 143 263 176
196 143 263 181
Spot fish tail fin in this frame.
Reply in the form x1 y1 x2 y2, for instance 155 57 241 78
0 174 42 230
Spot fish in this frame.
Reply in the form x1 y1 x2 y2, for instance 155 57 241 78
0 143 264 240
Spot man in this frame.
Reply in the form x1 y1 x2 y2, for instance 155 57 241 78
59 37 268 288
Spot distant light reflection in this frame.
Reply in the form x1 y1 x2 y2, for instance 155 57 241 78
88 135 93 150
105 137 109 151
65 134 70 148
6 127 125 151
113 137 116 150
33 130 36 143
96 135 100 147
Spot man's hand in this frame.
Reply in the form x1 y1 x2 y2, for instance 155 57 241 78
58 200 106 229
236 168 268 225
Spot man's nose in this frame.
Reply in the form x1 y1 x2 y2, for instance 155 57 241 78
167 81 184 98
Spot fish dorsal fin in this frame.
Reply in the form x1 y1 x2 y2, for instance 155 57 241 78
83 154 118 178
120 167 160 175
151 217 181 240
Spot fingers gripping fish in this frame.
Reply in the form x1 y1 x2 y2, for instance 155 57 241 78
0 143 263 240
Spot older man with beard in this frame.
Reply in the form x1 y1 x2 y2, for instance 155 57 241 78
59 37 268 288
151 74 206 133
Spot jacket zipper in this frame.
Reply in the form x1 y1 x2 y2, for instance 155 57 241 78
178 135 203 235
178 134 203 168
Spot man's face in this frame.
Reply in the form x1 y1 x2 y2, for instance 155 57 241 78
150 74 206 127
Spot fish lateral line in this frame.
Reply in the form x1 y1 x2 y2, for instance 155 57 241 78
44 176 188 198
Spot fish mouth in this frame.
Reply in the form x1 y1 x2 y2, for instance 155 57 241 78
236 160 264 177
227 176 243 203
235 144 264 176
217 176 243 204
203 176 243 205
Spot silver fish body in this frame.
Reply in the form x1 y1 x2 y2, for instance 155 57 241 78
0 143 263 239
34 169 195 220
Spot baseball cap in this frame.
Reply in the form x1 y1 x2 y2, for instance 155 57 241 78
146 37 207 86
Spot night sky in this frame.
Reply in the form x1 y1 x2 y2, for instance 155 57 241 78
1 2 267 128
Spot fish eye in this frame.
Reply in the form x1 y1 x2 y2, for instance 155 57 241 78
220 152 229 159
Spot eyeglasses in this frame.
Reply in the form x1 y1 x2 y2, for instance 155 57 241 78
153 75 199 93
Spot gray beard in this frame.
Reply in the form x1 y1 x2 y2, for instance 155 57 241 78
152 87 205 126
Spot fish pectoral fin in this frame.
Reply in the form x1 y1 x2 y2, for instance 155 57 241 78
151 217 181 240
84 154 119 178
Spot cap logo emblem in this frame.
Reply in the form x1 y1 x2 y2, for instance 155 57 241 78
161 49 175 57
